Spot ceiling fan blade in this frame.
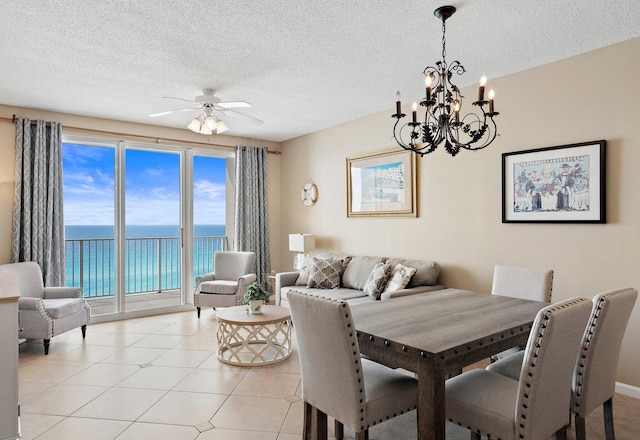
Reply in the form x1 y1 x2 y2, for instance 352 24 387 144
221 108 264 126
218 101 252 109
148 108 197 117
162 96 197 103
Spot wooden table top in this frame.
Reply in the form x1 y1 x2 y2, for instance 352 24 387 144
350 288 546 359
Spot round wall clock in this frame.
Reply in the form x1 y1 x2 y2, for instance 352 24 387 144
301 180 318 207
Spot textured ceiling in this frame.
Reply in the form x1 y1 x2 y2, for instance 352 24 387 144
1 1 640 142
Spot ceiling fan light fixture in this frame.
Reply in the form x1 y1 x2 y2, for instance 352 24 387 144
215 120 229 134
187 117 203 133
187 115 214 135
203 115 218 131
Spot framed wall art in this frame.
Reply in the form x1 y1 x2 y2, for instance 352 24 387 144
347 148 417 218
502 140 606 223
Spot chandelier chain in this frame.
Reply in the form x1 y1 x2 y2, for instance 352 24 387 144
441 19 447 63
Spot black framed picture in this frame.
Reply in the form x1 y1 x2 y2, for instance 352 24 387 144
502 140 606 223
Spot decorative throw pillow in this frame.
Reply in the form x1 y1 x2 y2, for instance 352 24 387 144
363 262 392 299
342 256 385 290
295 254 315 286
384 264 417 293
307 258 343 289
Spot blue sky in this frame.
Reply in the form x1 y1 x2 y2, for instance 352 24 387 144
63 143 226 225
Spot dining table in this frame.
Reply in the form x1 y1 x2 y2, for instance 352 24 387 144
350 288 547 440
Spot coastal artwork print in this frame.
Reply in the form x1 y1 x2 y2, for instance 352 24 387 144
347 148 416 218
502 140 606 223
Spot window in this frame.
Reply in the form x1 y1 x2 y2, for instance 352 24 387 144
62 137 231 317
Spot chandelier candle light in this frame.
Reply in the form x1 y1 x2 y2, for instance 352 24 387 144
392 5 499 157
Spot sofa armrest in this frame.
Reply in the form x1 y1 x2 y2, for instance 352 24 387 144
275 272 300 306
44 286 84 299
379 284 446 301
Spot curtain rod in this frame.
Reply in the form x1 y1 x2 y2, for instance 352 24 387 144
1 115 281 155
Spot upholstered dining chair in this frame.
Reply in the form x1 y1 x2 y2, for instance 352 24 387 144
491 264 554 302
287 290 419 440
487 287 638 440
491 264 554 361
446 297 591 440
0 262 90 355
194 251 256 318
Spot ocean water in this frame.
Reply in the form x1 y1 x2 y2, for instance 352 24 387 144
65 225 226 297
65 225 226 239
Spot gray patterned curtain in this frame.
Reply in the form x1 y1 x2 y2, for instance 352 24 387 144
234 146 271 287
12 117 66 286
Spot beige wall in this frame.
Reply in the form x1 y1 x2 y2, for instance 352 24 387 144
0 105 283 270
279 37 640 387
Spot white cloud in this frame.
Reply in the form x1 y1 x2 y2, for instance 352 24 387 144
194 180 225 200
144 167 163 177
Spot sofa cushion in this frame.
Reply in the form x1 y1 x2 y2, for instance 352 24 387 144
308 258 342 289
342 256 385 290
385 258 440 287
200 280 238 294
42 298 86 319
363 262 392 299
384 264 417 293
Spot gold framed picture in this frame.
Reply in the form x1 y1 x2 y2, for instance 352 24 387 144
346 148 417 218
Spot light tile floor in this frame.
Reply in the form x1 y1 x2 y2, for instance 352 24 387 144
18 309 640 439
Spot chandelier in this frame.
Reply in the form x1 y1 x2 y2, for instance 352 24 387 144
392 5 498 157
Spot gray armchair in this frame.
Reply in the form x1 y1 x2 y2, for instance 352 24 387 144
194 251 256 318
0 262 90 355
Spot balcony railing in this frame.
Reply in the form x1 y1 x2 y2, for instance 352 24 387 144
65 235 228 298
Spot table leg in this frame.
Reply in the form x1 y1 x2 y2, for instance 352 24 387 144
417 359 446 440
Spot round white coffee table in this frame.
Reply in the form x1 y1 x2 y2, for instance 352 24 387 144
215 305 292 366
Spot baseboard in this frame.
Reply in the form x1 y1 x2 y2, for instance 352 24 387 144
615 381 640 399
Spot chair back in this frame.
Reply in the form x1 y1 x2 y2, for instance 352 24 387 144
492 265 554 303
573 288 637 416
288 291 366 430
214 251 255 280
0 262 44 299
515 297 591 439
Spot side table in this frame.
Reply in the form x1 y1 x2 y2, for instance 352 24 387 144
216 305 292 366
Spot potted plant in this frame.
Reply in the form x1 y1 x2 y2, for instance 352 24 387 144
244 282 270 314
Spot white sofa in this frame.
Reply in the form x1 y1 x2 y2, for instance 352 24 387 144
276 253 445 308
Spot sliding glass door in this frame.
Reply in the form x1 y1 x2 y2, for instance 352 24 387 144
193 154 228 283
124 148 182 312
63 141 117 315
63 137 230 318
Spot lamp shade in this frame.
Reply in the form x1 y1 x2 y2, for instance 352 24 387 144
187 117 203 133
289 234 315 253
216 120 229 134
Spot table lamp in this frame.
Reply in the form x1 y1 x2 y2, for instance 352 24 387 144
288 234 316 270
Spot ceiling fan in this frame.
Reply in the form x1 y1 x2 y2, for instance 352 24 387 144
149 88 263 134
